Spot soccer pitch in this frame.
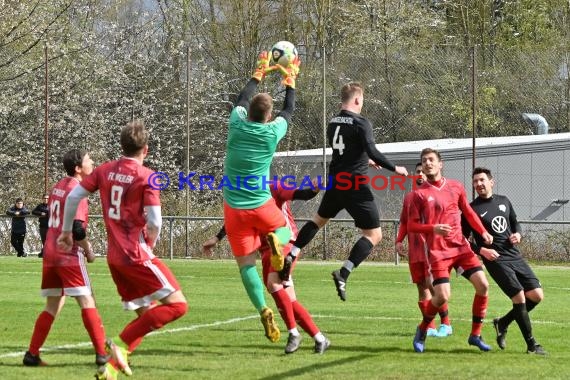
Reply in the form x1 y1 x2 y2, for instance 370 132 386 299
1 257 568 380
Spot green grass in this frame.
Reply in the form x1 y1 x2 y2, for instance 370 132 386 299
1 257 569 379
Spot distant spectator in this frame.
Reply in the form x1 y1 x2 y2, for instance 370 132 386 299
32 194 50 258
6 197 30 257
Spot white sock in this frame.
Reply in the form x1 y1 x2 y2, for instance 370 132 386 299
313 332 325 342
289 327 300 336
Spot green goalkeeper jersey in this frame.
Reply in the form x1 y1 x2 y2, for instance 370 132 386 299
223 106 288 209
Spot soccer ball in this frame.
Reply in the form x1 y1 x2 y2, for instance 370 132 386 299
270 41 298 67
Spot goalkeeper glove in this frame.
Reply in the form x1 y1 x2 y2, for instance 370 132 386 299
252 51 275 82
275 55 301 89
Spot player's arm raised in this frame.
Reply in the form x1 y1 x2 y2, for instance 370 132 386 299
458 189 493 245
360 121 408 176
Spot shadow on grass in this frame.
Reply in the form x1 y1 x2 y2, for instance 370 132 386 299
257 353 375 380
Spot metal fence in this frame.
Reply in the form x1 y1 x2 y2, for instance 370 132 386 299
2 215 568 263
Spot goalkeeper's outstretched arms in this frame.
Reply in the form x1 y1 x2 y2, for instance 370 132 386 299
235 51 273 108
275 56 300 123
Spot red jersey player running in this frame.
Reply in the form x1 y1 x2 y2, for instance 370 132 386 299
58 121 188 380
24 149 108 367
407 148 493 353
396 162 452 338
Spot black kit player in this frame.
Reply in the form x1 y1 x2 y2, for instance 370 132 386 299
280 82 408 301
462 167 546 355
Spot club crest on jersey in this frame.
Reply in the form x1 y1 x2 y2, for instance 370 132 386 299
499 204 506 212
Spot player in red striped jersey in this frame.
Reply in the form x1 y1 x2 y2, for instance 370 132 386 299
24 149 108 367
407 148 494 353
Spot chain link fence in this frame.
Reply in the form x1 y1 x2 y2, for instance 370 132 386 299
2 216 568 264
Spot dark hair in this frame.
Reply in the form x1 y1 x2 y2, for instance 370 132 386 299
340 82 363 104
415 162 422 168
63 149 88 176
420 148 442 161
121 120 149 156
472 167 493 179
249 93 273 123
15 197 23 203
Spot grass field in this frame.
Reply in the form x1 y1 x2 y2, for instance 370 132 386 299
0 257 568 380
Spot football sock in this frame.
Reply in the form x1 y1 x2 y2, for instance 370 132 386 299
313 332 326 343
273 226 291 246
511 303 534 346
500 298 538 329
81 308 107 355
271 288 296 330
28 311 55 355
292 300 319 337
439 303 451 325
240 265 266 312
341 237 373 280
526 299 538 313
292 221 320 251
418 300 436 329
471 294 488 336
119 302 188 348
419 301 439 331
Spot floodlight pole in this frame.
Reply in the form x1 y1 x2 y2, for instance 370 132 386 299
185 45 191 258
44 41 49 195
321 44 328 260
471 45 477 200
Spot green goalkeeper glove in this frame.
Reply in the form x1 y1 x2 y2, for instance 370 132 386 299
275 55 301 89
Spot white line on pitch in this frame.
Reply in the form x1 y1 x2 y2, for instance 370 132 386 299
0 315 257 359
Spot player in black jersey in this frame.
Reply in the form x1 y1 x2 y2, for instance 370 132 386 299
280 82 408 301
462 167 546 355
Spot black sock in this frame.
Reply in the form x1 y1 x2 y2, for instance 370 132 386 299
512 303 535 348
293 221 320 250
500 297 539 330
340 237 374 281
526 299 538 313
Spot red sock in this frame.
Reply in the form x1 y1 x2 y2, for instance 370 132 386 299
419 300 436 329
271 289 296 330
119 302 188 348
471 294 488 336
419 301 438 332
81 308 107 356
439 303 450 325
292 301 319 337
29 311 55 355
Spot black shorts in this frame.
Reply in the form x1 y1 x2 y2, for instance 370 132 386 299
317 184 380 229
484 257 541 299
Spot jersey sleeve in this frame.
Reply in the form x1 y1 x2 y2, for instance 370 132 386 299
458 187 487 236
407 192 434 234
80 168 101 193
268 116 288 141
229 106 247 130
507 197 522 234
75 198 89 223
396 194 410 243
143 179 161 207
359 120 396 172
272 182 295 203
